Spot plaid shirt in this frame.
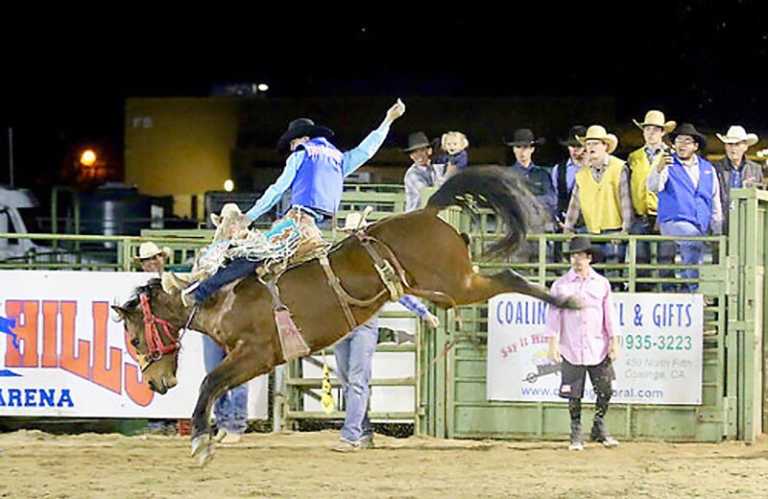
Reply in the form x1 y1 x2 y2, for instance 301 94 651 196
404 163 445 212
563 157 633 232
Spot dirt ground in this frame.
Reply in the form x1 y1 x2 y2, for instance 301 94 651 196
2 430 768 499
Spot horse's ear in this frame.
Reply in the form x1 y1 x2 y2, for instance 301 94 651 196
210 213 221 227
111 305 129 321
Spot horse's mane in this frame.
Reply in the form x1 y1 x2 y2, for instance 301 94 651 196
124 277 164 309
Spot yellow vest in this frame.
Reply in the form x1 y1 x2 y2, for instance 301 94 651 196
627 148 659 215
576 156 624 233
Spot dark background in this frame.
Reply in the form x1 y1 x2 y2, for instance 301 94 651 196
0 2 766 190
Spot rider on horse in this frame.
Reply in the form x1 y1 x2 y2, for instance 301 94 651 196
181 99 407 307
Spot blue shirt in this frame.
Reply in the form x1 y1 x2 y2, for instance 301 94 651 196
245 121 391 221
551 159 579 194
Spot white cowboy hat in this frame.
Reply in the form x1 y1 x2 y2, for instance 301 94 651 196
135 242 172 261
716 125 759 147
632 110 676 134
576 125 619 154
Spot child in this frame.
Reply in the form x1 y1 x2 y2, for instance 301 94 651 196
438 131 469 177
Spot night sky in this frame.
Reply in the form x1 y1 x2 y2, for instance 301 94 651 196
1 2 766 190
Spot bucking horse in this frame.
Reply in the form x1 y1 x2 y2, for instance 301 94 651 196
112 166 579 465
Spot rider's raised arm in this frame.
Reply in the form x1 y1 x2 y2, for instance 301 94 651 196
341 120 391 177
245 151 305 222
341 99 406 176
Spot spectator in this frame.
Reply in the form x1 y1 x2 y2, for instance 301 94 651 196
403 132 445 212
564 125 632 274
135 242 171 274
436 131 470 178
504 128 557 229
203 336 249 444
552 125 588 228
628 110 676 290
545 237 620 451
714 125 763 233
333 295 439 452
647 123 723 293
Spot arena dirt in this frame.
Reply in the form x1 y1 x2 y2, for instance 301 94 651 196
2 430 768 498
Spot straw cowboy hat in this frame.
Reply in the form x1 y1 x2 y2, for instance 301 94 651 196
576 125 618 154
135 242 172 261
716 125 759 147
276 118 335 153
632 110 677 134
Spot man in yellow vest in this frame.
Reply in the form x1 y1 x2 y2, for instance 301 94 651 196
628 110 676 290
563 125 633 275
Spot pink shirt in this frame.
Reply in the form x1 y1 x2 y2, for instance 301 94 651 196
544 268 616 366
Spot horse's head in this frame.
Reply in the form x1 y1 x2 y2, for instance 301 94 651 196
112 278 184 394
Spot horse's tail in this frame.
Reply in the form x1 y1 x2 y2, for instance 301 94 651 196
426 166 532 257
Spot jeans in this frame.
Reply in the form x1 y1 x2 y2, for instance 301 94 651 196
203 335 248 433
193 257 258 303
630 216 656 291
333 316 379 443
659 220 704 293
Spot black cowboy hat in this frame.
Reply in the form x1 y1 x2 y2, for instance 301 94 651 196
276 118 335 152
562 236 602 258
669 122 707 150
402 131 432 153
558 125 587 147
504 128 546 147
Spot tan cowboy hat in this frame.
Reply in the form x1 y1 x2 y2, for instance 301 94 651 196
716 125 759 147
632 110 676 134
135 242 172 261
576 125 618 154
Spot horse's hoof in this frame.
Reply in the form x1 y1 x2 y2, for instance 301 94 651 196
558 296 582 310
196 444 215 467
191 434 211 457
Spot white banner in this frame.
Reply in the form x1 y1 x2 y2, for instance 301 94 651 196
0 271 268 419
487 293 703 405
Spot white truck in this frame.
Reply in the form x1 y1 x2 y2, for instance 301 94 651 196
0 185 41 261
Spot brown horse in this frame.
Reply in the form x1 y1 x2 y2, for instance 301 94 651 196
112 166 578 465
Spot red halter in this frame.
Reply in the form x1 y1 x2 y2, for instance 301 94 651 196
139 293 180 361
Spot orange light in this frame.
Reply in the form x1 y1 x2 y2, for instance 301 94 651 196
80 149 97 167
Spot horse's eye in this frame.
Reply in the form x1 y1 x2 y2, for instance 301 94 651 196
131 338 140 348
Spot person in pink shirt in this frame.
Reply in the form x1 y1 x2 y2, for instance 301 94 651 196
545 237 620 451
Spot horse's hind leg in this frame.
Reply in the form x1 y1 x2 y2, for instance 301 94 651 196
190 341 268 466
455 269 579 309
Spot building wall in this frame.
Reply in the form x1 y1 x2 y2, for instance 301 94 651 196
124 98 240 217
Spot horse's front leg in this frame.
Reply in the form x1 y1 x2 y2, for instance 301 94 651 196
189 340 265 466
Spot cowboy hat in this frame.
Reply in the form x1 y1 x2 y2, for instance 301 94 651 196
577 125 618 154
562 236 602 258
276 118 334 153
558 125 587 147
135 242 172 261
669 123 707 149
402 131 432 152
632 110 676 134
716 125 759 147
504 128 546 147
